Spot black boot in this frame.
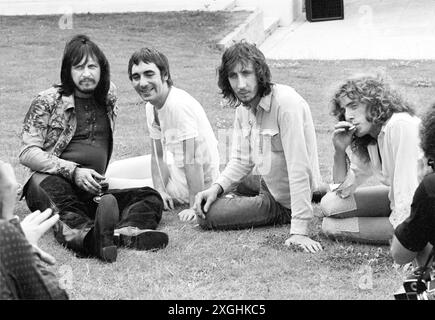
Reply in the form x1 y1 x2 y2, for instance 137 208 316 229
92 194 119 262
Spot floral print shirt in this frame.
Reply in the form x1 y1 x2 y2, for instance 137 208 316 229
19 83 118 186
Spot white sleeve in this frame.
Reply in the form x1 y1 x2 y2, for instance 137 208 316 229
386 120 421 228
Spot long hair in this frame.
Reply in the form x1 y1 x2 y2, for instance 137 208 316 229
420 104 435 167
217 41 272 108
57 34 110 107
330 74 415 162
127 48 173 86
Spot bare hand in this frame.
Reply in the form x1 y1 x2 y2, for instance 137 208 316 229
73 167 105 195
192 184 220 219
285 234 323 253
178 208 196 222
158 190 174 211
21 208 60 246
332 121 356 152
0 161 20 220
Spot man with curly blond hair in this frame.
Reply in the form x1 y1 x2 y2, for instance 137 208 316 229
320 74 432 244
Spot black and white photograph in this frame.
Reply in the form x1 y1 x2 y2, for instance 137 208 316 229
1 0 435 305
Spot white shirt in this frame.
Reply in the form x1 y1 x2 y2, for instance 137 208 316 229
145 86 220 188
215 84 322 236
337 112 431 228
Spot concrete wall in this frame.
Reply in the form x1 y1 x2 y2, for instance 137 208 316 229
237 0 303 26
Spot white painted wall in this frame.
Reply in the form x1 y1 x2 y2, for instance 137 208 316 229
237 0 303 26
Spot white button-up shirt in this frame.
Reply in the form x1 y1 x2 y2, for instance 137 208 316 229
336 112 431 228
215 84 322 235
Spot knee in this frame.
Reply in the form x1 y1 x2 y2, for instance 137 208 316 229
321 216 340 237
319 191 339 217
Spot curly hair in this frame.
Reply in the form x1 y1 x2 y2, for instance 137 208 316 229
330 74 415 162
217 41 272 108
420 104 435 167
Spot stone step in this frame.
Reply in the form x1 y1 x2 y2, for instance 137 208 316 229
263 16 280 37
216 4 281 50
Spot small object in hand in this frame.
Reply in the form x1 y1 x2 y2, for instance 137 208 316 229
93 181 109 203
200 199 206 214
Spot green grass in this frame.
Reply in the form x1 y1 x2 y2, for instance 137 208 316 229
1 11 434 300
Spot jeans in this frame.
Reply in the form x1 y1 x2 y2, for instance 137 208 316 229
198 176 292 230
319 185 394 244
24 173 163 257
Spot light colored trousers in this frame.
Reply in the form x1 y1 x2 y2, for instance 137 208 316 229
105 154 189 204
320 185 394 244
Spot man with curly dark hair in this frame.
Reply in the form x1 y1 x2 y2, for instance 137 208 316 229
19 35 168 263
392 105 435 266
193 41 325 253
320 74 431 244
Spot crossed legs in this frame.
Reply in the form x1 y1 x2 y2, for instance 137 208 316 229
320 185 394 244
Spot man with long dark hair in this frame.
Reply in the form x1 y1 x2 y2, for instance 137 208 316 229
19 35 168 263
193 41 324 253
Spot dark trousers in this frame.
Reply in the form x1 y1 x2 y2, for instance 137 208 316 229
198 175 292 230
0 220 68 300
24 173 163 257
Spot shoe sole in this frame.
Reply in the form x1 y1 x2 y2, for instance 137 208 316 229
119 230 169 251
95 194 119 262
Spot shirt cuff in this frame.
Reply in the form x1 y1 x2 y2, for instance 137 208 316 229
214 176 233 194
290 219 310 236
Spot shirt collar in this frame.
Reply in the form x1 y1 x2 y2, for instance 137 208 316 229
61 93 75 111
257 86 273 113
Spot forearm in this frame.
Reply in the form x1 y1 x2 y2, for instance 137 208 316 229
184 163 204 206
19 146 77 181
332 150 348 183
150 152 168 191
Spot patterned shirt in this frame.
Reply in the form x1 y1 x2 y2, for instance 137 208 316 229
19 83 118 186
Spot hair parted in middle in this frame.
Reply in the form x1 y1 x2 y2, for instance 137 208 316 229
330 74 415 162
57 34 110 107
217 40 272 108
127 47 173 87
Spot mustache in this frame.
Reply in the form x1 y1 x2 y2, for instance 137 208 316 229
79 78 96 84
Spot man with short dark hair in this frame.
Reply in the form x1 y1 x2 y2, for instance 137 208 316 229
107 47 220 222
193 41 324 253
20 34 168 263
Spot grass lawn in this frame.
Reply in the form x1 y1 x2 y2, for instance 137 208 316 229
1 11 435 300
